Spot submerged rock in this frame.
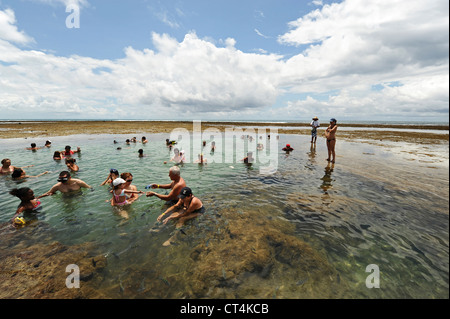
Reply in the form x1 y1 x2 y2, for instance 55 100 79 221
0 240 107 299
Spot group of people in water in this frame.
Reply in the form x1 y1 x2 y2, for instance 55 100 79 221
2 117 337 244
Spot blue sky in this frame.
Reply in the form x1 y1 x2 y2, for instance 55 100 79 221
0 0 448 121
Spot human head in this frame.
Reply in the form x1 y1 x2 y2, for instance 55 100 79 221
112 178 126 189
65 158 76 165
53 151 61 158
65 145 71 151
169 166 181 179
45 140 51 146
31 143 36 148
58 171 71 183
1 158 11 167
10 187 34 201
173 148 180 155
11 168 24 179
142 136 146 141
330 118 337 124
178 187 192 200
121 172 133 183
313 116 318 120
138 149 143 154
286 144 291 148
110 168 119 176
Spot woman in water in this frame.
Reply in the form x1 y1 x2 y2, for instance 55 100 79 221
0 159 33 175
11 168 49 180
325 118 338 163
65 157 79 172
9 187 42 226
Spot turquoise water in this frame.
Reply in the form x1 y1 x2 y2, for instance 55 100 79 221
0 132 448 298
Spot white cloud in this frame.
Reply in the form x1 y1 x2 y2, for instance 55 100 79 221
275 0 449 119
0 0 448 121
0 9 34 44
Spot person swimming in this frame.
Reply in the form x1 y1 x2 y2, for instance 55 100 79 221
9 187 42 227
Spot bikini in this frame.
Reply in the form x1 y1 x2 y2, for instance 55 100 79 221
183 197 205 214
114 189 129 205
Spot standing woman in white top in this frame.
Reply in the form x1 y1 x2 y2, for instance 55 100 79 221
310 116 320 144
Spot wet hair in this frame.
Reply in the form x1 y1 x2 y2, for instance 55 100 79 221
31 143 36 148
121 172 133 180
138 149 144 154
65 158 76 164
10 187 32 200
1 158 10 165
142 136 146 140
65 145 71 150
59 171 71 178
45 140 51 145
11 168 23 178
53 151 61 158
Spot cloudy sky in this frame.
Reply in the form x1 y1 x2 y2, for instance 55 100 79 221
0 0 448 121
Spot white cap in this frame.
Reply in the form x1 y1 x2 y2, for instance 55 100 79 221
112 178 126 186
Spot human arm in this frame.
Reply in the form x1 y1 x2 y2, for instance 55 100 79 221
163 198 202 224
25 171 49 178
37 184 59 199
76 179 92 189
100 174 112 186
157 200 182 221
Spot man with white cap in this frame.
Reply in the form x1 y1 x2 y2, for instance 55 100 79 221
145 166 186 204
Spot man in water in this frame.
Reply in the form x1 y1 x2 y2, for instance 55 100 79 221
146 166 186 204
37 171 91 198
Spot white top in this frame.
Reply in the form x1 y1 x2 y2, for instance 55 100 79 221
311 120 320 128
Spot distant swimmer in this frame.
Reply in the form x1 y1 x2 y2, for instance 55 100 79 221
11 168 49 180
138 149 145 158
26 143 42 151
65 157 79 172
45 140 52 148
241 152 254 164
1 159 33 175
37 171 91 198
146 166 186 204
141 136 148 144
166 139 177 146
194 153 207 165
325 118 338 163
282 144 294 153
62 145 81 156
53 151 64 160
170 148 185 164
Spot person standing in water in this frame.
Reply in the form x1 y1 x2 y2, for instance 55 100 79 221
145 166 186 204
325 118 338 163
311 116 320 144
37 171 91 198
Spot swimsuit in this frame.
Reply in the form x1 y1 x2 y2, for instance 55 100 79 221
114 189 129 205
183 197 205 214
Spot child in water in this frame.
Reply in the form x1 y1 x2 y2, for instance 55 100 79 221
111 178 144 206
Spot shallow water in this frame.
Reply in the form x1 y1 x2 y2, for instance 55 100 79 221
0 132 448 298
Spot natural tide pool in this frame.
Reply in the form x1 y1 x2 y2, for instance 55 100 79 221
0 132 448 299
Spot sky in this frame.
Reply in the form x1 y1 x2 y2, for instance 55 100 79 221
0 0 448 122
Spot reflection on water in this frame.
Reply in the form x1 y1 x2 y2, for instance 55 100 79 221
0 133 448 298
320 162 334 193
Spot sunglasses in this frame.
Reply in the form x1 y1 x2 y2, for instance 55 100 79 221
58 177 69 182
126 179 133 182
